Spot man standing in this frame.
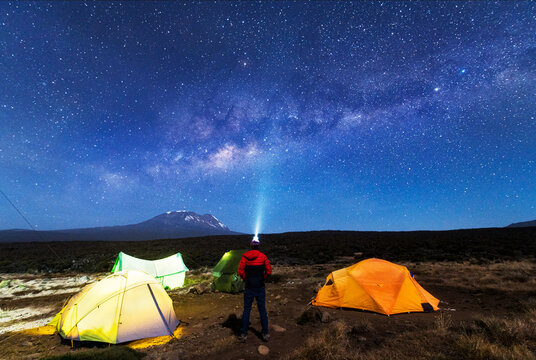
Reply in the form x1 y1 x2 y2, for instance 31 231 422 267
238 236 272 343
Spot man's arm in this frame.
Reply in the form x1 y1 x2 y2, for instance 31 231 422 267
238 256 246 280
264 255 272 279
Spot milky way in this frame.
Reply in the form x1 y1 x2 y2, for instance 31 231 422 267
1 1 535 233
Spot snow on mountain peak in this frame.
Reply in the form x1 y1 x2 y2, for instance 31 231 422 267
151 211 228 230
166 210 187 214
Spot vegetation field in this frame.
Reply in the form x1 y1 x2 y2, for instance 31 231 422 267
0 227 535 273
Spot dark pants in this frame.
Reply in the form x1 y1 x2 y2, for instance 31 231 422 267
241 287 268 335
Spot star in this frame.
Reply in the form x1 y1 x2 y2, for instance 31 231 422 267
0 1 533 232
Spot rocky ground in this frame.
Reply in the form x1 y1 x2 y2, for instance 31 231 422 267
1 260 535 359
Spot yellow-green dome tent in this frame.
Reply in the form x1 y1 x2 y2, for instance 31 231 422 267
52 270 178 343
112 252 188 289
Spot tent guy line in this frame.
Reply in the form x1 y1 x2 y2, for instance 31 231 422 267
0 189 64 263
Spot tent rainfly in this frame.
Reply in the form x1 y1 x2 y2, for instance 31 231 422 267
112 252 188 289
51 270 178 343
313 258 440 315
212 249 248 293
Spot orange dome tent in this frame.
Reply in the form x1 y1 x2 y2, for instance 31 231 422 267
312 258 439 315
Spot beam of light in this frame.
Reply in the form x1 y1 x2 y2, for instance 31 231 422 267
252 162 272 241
253 194 264 241
251 141 277 242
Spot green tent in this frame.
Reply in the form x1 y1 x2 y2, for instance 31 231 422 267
112 251 188 289
212 249 248 293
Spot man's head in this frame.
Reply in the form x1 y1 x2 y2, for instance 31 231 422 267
251 236 260 250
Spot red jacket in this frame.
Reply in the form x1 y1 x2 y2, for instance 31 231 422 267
238 250 272 288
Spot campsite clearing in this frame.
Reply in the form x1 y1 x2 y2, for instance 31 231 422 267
1 260 535 359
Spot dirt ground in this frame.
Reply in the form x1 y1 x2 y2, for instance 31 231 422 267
1 260 535 359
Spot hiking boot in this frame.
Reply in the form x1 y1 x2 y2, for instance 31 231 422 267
262 333 270 342
239 333 247 343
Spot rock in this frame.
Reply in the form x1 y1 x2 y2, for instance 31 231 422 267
275 295 281 300
189 284 205 294
258 345 270 355
297 307 322 325
321 311 332 323
272 324 286 332
202 283 213 293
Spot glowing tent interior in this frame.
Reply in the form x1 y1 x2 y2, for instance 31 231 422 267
111 251 188 289
51 270 179 343
313 258 440 315
212 249 248 293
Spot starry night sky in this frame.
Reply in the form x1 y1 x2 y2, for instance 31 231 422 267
1 1 535 233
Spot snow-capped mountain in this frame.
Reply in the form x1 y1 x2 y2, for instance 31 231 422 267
141 210 229 230
0 211 239 243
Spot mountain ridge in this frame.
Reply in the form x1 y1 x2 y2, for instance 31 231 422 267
0 210 240 243
506 219 536 228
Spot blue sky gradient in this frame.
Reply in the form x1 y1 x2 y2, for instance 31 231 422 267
1 1 535 233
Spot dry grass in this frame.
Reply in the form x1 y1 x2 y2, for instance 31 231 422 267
456 336 535 360
284 321 354 360
458 307 536 359
434 311 453 335
281 260 536 295
410 260 536 293
284 259 536 360
288 301 536 360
